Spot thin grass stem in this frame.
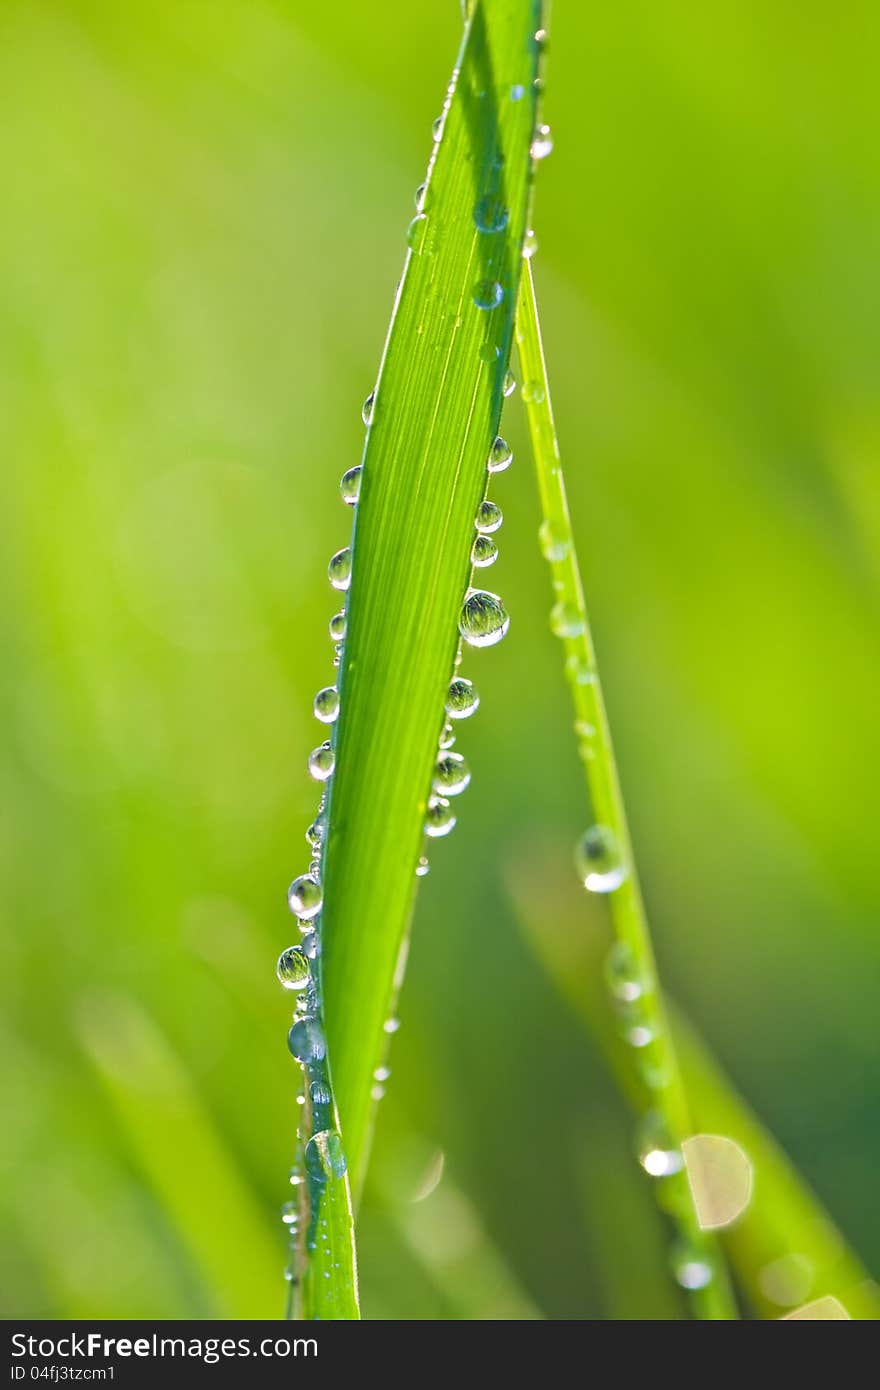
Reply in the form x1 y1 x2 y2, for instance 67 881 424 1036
515 257 737 1320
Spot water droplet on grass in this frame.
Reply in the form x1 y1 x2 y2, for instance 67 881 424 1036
550 601 585 638
471 534 498 567
407 214 429 253
305 1129 347 1180
309 744 335 782
575 825 626 893
474 194 509 233
488 436 513 473
433 751 471 796
530 124 553 160
446 678 479 719
432 114 446 142
328 611 347 643
384 1016 400 1034
300 929 320 959
438 720 456 750
502 369 516 398
415 855 430 878
328 547 352 591
287 1016 327 1063
538 520 569 561
522 228 539 259
288 874 322 919
310 1080 332 1106
425 797 456 837
277 947 310 991
473 279 503 310
340 466 362 505
638 1112 683 1177
313 687 339 724
604 942 645 1003
521 380 545 404
415 182 429 212
670 1241 713 1291
460 590 509 647
475 500 503 533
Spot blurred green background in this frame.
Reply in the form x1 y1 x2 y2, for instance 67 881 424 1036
2 0 878 1319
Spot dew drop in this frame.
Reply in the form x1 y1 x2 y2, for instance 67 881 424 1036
604 941 646 1003
488 436 513 473
438 719 456 750
340 466 362 506
313 686 340 724
310 1079 332 1107
670 1241 713 1291
415 856 430 878
471 534 498 567
276 946 310 991
309 743 335 782
459 589 510 648
575 825 627 893
328 547 352 591
473 194 509 234
407 213 428 253
432 113 446 142
384 1016 401 1034
522 227 539 259
521 379 545 404
510 83 525 101
425 797 456 838
502 369 516 398
362 390 376 426
305 1129 347 1181
550 601 586 638
475 500 503 534
415 182 430 213
306 820 324 850
281 1201 299 1226
538 519 569 561
445 677 480 720
287 1016 326 1063
638 1112 683 1178
287 874 322 920
433 751 471 797
473 279 504 310
328 610 347 642
300 929 321 959
530 124 553 160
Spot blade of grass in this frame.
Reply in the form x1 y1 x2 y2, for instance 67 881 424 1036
514 259 737 1318
509 857 880 1319
288 1 545 1317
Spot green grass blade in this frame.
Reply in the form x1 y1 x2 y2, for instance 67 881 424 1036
319 0 542 1202
510 862 880 1319
514 260 737 1318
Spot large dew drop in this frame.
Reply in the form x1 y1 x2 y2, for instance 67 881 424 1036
276 946 310 991
575 825 627 893
472 279 504 311
309 743 335 782
328 547 352 591
432 751 471 797
459 589 510 648
488 436 513 473
287 1016 327 1063
473 194 509 234
287 874 323 920
475 500 503 534
424 797 456 838
305 1129 347 1181
340 466 362 506
313 686 340 724
445 677 480 720
471 534 498 567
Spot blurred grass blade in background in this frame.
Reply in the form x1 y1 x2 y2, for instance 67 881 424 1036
514 260 737 1317
285 0 543 1315
511 866 880 1319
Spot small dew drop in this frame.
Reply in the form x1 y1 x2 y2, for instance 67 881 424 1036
313 686 340 724
362 390 376 426
276 946 310 991
383 1016 401 1034
502 369 516 398
438 719 456 750
670 1242 714 1292
407 214 428 253
310 1079 332 1107
538 519 569 562
459 589 510 648
604 941 646 1003
433 751 471 797
328 547 352 591
424 797 456 838
287 1016 327 1063
281 1201 298 1226
475 500 503 534
521 379 545 404
308 743 335 782
445 677 480 720
473 194 509 234
415 856 430 878
510 83 525 101
473 279 504 311
305 1129 347 1181
530 124 553 160
328 610 347 642
522 227 539 260
287 874 322 920
488 436 513 473
479 342 501 364
575 825 627 893
306 820 324 850
638 1112 683 1178
415 182 430 213
432 113 446 142
550 601 586 638
471 534 498 567
340 466 362 505
300 929 321 960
